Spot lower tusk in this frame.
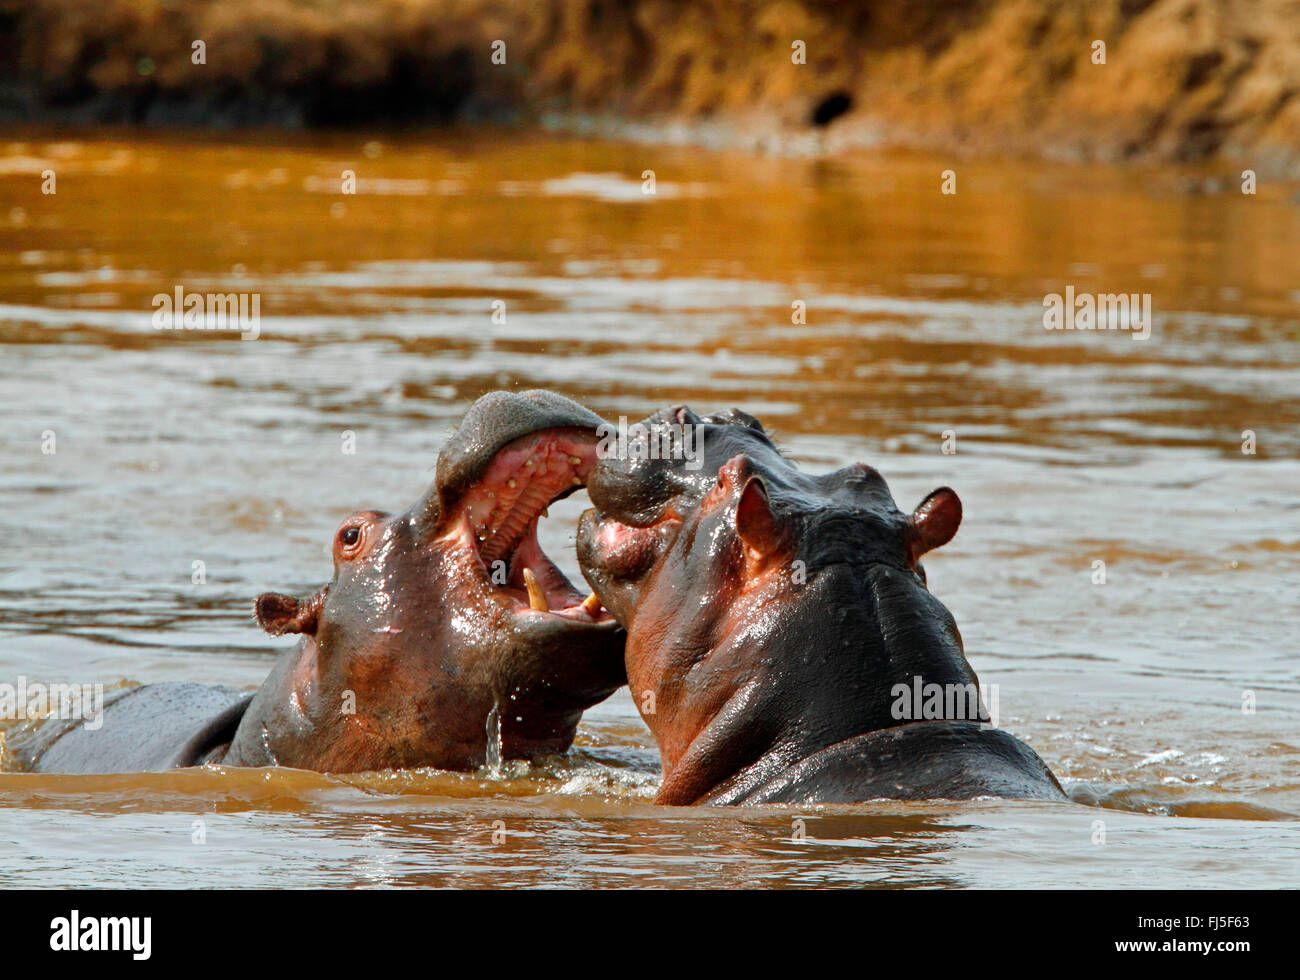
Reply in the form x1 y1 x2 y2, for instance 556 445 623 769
581 592 602 616
523 568 549 612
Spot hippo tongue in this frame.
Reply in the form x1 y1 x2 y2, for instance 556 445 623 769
507 522 586 612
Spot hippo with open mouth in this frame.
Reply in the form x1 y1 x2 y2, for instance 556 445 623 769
19 390 625 774
576 406 1066 805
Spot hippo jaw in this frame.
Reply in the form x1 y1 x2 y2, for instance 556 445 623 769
437 426 614 625
424 388 622 627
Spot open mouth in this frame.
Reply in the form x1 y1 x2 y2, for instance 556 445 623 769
456 427 614 624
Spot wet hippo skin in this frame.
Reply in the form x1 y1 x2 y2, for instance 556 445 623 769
576 406 1066 805
19 390 626 775
18 684 253 773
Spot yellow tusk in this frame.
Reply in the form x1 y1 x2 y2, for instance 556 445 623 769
523 568 549 612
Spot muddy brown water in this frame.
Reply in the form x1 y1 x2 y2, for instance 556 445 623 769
0 130 1298 887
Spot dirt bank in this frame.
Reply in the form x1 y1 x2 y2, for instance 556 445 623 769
3 0 1298 172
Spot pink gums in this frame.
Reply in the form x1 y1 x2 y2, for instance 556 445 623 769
457 429 605 620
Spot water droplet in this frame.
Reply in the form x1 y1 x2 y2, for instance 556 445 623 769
484 702 503 777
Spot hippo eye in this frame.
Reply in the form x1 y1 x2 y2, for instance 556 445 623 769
341 526 361 547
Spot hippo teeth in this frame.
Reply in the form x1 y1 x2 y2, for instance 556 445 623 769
523 567 550 612
581 592 602 616
455 427 607 620
478 456 580 566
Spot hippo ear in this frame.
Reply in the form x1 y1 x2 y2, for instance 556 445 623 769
255 591 322 636
736 477 785 559
907 487 962 563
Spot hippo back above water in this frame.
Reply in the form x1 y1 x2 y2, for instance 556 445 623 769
576 406 1065 805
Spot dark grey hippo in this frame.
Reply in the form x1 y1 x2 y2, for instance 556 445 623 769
575 405 1066 805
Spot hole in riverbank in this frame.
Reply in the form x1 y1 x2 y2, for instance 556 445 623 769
811 91 853 128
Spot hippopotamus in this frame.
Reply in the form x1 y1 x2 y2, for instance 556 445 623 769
576 406 1065 805
18 390 626 774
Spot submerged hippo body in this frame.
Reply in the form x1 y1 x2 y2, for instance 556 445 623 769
576 407 1065 805
18 683 252 773
21 390 626 775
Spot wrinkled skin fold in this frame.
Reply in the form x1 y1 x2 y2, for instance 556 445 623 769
576 405 1066 805
20 390 626 774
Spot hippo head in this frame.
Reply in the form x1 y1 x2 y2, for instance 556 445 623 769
226 390 626 773
576 406 978 803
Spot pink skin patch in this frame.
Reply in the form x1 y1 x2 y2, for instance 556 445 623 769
590 513 682 580
454 430 611 623
594 518 655 554
288 639 317 720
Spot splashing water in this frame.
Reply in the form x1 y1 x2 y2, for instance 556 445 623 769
483 702 503 778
